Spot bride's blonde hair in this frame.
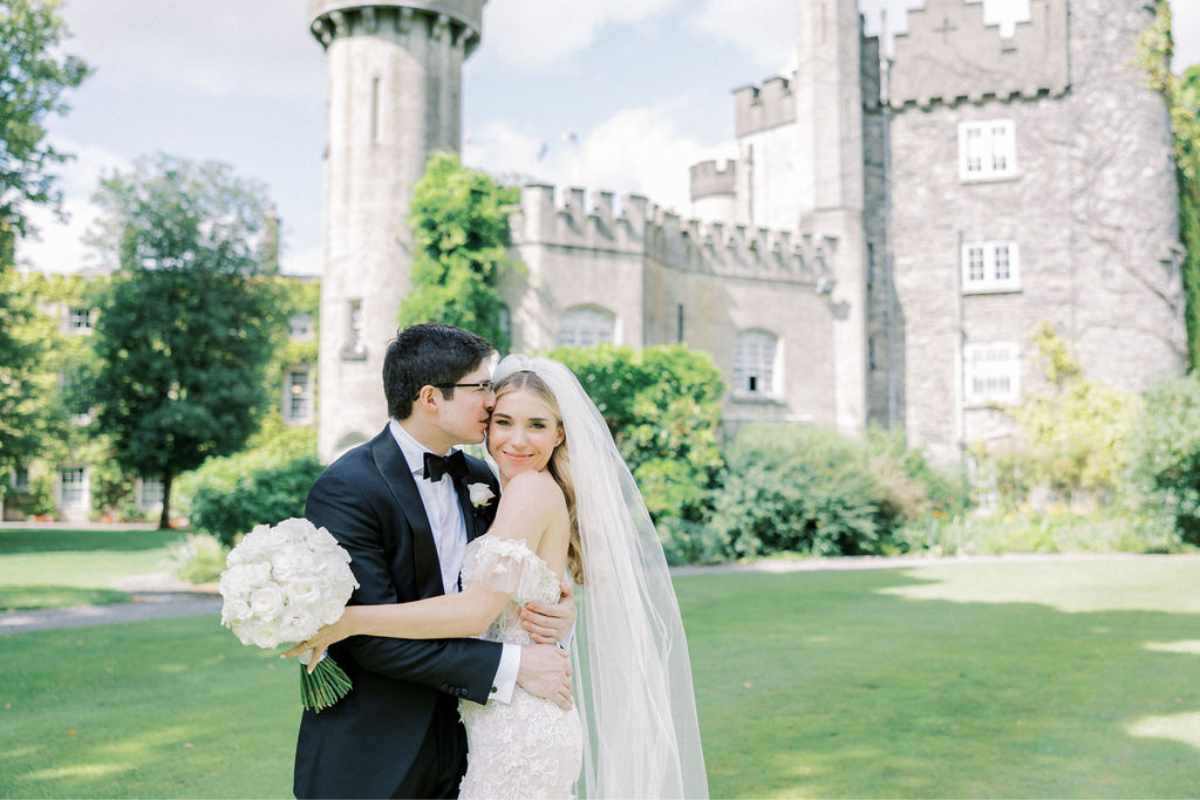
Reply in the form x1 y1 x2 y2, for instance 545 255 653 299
491 370 584 585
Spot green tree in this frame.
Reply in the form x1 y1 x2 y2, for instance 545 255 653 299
0 0 90 238
0 266 65 488
88 155 284 528
1138 0 1200 368
401 152 520 351
547 344 726 523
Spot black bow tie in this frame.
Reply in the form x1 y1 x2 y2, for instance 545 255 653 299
423 450 468 483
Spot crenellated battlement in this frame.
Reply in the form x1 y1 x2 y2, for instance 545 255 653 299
689 159 737 201
511 183 837 286
308 1 483 53
889 0 1068 110
734 76 797 138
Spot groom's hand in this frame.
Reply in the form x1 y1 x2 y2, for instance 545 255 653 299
517 644 573 710
521 579 576 645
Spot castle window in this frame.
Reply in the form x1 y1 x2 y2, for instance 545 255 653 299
67 307 92 333
11 465 29 494
734 329 779 398
282 366 313 425
558 306 615 347
962 242 1021 293
342 300 367 360
959 120 1016 181
138 478 165 509
498 304 512 346
289 314 313 341
963 342 1020 406
58 466 87 509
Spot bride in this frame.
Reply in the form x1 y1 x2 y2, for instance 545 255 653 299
286 355 708 799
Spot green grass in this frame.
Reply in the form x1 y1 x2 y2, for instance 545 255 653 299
0 528 185 611
2 557 1199 798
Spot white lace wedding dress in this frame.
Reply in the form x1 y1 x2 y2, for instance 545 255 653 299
456 536 584 800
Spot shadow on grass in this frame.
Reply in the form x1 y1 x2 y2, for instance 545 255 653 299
0 529 184 556
0 586 131 611
676 566 1200 799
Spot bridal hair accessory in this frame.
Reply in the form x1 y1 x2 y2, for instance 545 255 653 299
492 355 709 799
218 517 359 712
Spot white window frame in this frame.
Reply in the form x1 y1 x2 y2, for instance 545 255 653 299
138 477 165 510
963 342 1021 406
959 120 1017 182
58 466 88 510
282 366 314 425
288 314 314 341
733 329 780 399
962 241 1021 293
558 306 615 348
67 306 93 334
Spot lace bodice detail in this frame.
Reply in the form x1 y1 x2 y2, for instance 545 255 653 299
460 535 561 645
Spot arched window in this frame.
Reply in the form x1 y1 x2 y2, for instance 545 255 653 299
733 329 778 397
558 306 615 347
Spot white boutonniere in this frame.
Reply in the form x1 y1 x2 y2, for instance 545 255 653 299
468 482 497 508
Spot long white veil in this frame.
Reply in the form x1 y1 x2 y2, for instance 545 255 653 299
492 355 709 799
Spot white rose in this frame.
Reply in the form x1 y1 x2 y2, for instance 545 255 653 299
320 598 347 626
245 620 281 649
249 584 286 621
221 596 254 625
286 576 321 608
468 482 496 508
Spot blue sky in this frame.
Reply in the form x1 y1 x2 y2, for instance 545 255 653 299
19 0 1200 277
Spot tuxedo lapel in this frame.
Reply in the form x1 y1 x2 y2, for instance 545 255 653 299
369 429 444 599
451 477 482 543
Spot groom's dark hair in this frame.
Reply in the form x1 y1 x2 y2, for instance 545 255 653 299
384 323 493 420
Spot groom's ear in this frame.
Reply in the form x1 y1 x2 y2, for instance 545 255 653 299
415 384 442 413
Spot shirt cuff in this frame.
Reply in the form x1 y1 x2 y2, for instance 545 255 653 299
490 643 520 704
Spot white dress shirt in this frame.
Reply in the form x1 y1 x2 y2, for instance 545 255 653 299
388 420 519 702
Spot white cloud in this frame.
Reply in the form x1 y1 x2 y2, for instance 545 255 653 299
61 0 324 99
465 108 734 216
481 0 682 70
17 139 132 274
689 0 795 74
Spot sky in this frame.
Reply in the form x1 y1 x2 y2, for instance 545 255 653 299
18 0 1200 277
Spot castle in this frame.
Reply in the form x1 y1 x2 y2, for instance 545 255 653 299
307 0 1185 466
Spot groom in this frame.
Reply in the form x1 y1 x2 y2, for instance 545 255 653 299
294 323 576 799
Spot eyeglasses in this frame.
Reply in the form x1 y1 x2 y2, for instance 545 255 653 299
436 381 494 394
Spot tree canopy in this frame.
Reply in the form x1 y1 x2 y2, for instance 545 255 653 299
88 155 284 527
0 0 90 239
400 152 520 351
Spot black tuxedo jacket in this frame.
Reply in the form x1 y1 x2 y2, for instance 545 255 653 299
293 426 502 799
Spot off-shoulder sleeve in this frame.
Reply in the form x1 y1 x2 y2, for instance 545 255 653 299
461 536 549 600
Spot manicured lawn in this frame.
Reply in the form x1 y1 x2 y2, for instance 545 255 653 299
0 528 185 610
2 556 1199 798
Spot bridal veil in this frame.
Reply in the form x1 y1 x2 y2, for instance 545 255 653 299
492 355 709 799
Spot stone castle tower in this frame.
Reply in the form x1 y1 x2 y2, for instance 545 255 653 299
310 0 1184 467
307 0 486 462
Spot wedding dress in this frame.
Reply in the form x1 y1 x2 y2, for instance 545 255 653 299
457 535 583 800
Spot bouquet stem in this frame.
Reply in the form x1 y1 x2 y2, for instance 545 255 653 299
300 655 353 713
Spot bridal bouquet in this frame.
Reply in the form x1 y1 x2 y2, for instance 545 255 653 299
219 517 359 712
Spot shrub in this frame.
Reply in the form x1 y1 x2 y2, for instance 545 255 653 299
166 532 230 584
1129 375 1200 545
710 424 885 558
548 344 725 524
174 424 316 517
190 456 325 546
